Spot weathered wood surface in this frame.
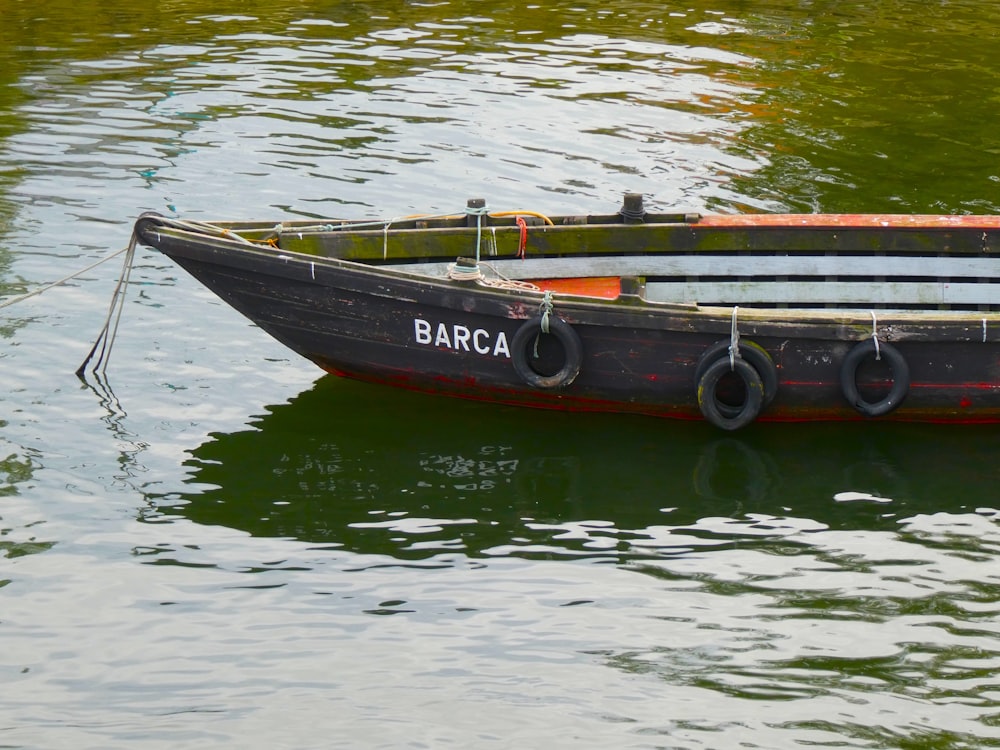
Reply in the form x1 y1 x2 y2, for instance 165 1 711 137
382 254 1000 280
277 221 1000 261
379 253 1000 307
644 280 1000 306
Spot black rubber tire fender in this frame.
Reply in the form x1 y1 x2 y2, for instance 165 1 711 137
697 356 765 431
840 339 910 417
694 339 778 407
511 315 583 390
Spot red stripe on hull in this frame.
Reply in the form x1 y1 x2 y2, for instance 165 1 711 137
318 365 1000 425
697 214 1000 229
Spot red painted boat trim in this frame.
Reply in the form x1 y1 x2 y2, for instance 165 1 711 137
697 214 1000 229
321 366 1000 425
532 277 621 299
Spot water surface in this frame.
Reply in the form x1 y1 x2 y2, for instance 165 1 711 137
2 1 1000 748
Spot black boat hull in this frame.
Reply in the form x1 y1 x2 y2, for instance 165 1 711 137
135 209 1000 427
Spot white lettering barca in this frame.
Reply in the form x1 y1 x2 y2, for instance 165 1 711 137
414 318 510 358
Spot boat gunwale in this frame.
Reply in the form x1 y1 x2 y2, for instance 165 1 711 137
206 212 1000 232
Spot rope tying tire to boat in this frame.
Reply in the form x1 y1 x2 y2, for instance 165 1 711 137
729 305 740 369
870 310 881 359
694 308 775 430
539 290 554 334
511 293 582 390
534 290 555 361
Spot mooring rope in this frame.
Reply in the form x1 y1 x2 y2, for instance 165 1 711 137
3 205 553 376
445 260 540 291
0 244 130 311
76 231 138 376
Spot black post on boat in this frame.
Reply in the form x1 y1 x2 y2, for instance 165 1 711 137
463 197 489 268
467 198 486 227
620 192 646 224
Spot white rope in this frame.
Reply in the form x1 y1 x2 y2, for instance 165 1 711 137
0 245 129 310
870 310 881 360
539 290 554 334
146 216 257 245
446 262 483 281
729 305 741 370
447 261 540 292
289 211 467 235
478 262 539 291
77 231 139 376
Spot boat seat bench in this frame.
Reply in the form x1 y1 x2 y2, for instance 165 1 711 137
379 254 1000 308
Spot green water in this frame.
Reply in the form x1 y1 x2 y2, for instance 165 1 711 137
1 1 999 748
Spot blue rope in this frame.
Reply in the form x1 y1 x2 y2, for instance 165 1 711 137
465 203 489 266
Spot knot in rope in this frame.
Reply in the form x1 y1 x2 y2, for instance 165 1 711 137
539 290 554 334
464 204 490 218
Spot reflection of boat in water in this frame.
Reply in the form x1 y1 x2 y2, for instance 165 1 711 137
154 377 1000 560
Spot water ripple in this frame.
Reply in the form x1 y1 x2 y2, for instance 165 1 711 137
4 3 1000 747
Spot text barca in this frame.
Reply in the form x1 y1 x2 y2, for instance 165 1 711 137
413 318 510 358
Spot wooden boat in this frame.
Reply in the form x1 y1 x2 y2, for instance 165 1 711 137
134 194 1000 429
